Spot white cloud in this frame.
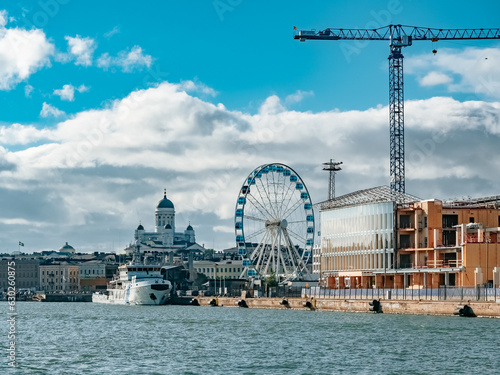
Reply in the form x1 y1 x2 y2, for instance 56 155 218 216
97 46 152 72
53 84 75 101
64 35 96 66
179 80 217 97
407 47 500 98
0 10 8 27
0 19 54 90
104 25 120 39
1 81 499 251
285 90 314 104
419 71 452 87
40 102 65 118
24 84 34 97
53 84 90 101
0 123 54 145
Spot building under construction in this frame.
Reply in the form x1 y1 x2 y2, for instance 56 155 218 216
318 186 500 289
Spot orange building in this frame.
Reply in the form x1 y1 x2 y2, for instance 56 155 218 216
387 197 500 288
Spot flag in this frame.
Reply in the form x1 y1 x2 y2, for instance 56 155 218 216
19 241 24 246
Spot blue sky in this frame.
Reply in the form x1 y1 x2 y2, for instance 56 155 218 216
1 0 500 252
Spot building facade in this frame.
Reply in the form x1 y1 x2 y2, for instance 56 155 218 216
318 187 500 289
389 197 500 288
40 261 80 293
0 258 40 291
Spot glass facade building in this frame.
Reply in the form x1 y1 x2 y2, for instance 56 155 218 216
320 201 395 276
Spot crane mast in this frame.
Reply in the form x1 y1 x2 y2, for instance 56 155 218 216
294 24 500 196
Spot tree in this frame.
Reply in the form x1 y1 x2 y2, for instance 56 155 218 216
194 272 208 289
264 272 278 288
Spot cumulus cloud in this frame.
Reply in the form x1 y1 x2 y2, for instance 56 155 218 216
0 13 54 90
64 35 96 66
419 71 453 87
53 84 90 101
97 46 152 72
40 102 65 118
1 81 499 251
0 123 54 145
407 46 500 98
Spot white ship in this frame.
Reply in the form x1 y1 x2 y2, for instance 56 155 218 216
92 263 172 305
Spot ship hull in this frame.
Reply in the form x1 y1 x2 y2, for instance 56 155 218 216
93 278 171 305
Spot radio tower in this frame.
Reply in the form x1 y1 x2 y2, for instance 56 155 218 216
323 159 342 200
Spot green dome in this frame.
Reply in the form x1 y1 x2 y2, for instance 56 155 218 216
157 191 174 209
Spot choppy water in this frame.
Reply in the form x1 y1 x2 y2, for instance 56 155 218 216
1 302 499 374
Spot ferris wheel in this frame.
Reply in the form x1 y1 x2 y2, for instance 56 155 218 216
234 163 315 283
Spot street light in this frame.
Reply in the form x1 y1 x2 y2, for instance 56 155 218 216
486 236 490 288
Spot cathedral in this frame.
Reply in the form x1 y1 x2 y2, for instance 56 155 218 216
125 190 203 257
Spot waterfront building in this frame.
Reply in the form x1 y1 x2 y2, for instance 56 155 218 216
0 258 40 291
319 186 500 289
79 260 108 292
389 197 500 288
39 261 80 293
193 260 244 280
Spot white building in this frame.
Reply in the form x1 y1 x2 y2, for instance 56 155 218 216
125 190 203 258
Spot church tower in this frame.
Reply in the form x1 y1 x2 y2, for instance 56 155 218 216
155 189 175 234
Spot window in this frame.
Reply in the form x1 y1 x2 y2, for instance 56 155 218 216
424 237 428 247
424 216 427 228
469 217 475 223
42 271 45 275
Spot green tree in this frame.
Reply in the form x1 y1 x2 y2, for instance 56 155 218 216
194 272 209 289
264 272 278 288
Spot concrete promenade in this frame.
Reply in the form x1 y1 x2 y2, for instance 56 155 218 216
195 296 500 318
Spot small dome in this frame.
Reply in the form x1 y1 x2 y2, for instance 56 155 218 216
165 224 172 229
157 190 174 209
137 224 144 230
186 224 193 231
59 242 75 252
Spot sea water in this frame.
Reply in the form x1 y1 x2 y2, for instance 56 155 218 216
1 302 499 374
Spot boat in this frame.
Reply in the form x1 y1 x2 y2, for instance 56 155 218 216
93 243 172 305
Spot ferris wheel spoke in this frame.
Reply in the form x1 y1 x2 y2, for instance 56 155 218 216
278 177 295 217
245 227 267 242
255 171 278 219
252 180 279 218
287 228 307 246
281 199 304 221
243 214 267 223
246 192 275 220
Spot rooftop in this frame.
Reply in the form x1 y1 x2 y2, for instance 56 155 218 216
320 185 420 211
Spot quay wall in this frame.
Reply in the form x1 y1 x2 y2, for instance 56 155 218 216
195 297 500 318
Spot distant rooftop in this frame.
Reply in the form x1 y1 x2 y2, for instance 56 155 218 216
320 185 420 211
443 194 500 209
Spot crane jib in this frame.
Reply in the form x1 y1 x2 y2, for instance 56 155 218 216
294 25 500 42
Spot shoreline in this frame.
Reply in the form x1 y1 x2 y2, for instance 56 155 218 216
194 296 500 318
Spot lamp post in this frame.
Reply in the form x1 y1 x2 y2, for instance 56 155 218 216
215 263 218 296
486 237 490 288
